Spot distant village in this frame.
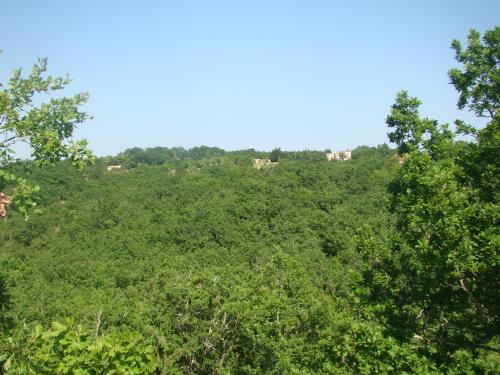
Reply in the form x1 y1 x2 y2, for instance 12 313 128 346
325 149 351 161
106 149 354 172
0 148 399 219
252 149 352 168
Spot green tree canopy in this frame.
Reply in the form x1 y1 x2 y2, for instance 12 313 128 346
357 27 500 369
449 27 499 119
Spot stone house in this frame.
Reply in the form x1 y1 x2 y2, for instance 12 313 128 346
252 158 278 169
343 149 352 160
107 165 122 171
326 149 351 161
252 158 271 169
393 153 405 165
0 192 11 219
325 153 339 161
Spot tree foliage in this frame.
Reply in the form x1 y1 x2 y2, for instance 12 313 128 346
0 147 407 373
1 319 156 374
449 27 499 119
0 56 94 218
357 27 500 370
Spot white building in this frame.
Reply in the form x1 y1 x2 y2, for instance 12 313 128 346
107 165 122 171
326 149 351 161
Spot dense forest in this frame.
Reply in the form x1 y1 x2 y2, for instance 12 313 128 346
0 28 499 373
1 146 404 372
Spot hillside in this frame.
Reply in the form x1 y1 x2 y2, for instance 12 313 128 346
0 147 413 372
1 137 499 373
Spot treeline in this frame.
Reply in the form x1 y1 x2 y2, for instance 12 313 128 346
101 143 394 169
1 140 497 372
0 147 411 373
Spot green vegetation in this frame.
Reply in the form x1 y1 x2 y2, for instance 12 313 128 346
0 146 401 373
0 56 94 218
0 28 498 373
2 320 156 374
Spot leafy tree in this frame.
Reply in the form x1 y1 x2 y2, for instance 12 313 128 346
357 27 500 369
1 319 156 374
270 147 282 162
449 27 499 119
449 27 500 203
0 56 94 218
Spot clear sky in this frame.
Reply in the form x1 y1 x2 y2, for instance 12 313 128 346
1 0 499 156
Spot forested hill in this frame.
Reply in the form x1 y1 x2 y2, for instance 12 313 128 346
1 145 396 325
0 146 406 372
1 143 498 373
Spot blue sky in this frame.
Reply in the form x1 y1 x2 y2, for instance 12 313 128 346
1 0 499 156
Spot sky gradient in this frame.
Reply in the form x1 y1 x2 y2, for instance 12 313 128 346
2 0 499 156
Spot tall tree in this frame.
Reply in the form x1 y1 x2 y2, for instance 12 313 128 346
358 27 499 368
0 56 94 218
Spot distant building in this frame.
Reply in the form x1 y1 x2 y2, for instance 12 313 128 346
0 192 11 219
343 149 352 160
325 153 338 161
393 153 405 165
252 158 278 169
107 165 122 171
252 158 271 168
326 149 351 161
